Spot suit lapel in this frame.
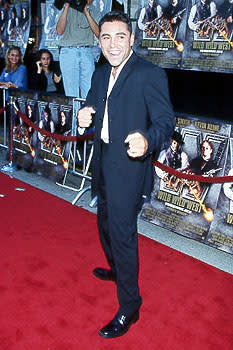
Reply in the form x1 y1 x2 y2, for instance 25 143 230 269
109 52 138 98
101 64 111 96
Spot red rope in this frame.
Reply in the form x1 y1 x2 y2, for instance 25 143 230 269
15 110 233 184
153 160 233 183
17 110 94 142
0 107 5 115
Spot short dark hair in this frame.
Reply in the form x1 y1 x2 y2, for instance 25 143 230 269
99 11 132 34
44 105 51 118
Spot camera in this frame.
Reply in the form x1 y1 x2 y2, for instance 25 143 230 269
54 0 87 13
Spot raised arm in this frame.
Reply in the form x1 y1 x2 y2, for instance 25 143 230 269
56 2 70 35
83 5 99 38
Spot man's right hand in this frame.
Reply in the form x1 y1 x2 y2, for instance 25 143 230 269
77 106 96 128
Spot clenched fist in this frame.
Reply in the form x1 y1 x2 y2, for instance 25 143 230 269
77 106 96 128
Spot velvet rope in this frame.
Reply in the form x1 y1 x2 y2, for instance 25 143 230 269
15 110 233 184
153 160 233 183
17 110 94 142
0 107 5 114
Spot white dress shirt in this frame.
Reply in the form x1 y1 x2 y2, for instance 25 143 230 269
101 50 133 143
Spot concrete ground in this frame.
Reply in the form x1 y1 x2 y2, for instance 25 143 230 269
0 146 232 275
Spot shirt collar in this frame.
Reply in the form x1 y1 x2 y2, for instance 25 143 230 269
111 50 133 80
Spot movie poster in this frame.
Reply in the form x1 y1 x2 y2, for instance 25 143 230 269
40 0 112 61
0 0 8 57
182 0 233 73
4 0 31 57
39 0 61 61
11 90 74 183
134 0 188 68
141 114 231 247
206 130 233 254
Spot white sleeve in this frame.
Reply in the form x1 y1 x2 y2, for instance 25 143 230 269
50 121 55 133
44 16 50 34
138 8 146 31
188 5 197 31
157 5 163 18
7 19 11 35
38 120 44 141
155 150 167 179
210 2 217 16
180 152 189 171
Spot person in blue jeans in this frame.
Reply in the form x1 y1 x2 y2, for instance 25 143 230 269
56 0 100 98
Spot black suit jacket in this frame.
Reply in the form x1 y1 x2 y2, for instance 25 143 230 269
85 52 175 201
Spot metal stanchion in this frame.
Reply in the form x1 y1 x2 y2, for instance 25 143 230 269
1 96 17 172
0 87 8 149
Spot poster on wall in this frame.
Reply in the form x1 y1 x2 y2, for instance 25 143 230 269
141 114 233 254
0 0 8 57
40 0 112 62
11 90 74 183
206 130 233 253
39 0 61 61
3 0 31 57
134 0 188 68
182 0 233 73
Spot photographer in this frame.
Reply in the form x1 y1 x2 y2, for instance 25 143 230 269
56 0 100 98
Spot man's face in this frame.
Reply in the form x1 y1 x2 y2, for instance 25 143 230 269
99 21 134 68
171 139 178 152
201 141 212 160
149 0 154 7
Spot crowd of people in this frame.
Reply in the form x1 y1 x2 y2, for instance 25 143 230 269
0 45 66 95
0 0 102 99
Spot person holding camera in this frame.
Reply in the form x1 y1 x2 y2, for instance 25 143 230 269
56 0 100 98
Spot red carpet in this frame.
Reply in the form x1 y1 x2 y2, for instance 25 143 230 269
0 172 232 350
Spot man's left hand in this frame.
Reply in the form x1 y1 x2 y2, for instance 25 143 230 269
124 132 148 158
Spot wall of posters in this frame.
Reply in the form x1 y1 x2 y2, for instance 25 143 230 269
134 0 188 68
183 0 233 72
133 0 233 73
141 113 233 254
0 0 31 57
11 90 74 183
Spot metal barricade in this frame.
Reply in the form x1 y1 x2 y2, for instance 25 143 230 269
0 87 8 149
56 97 95 205
0 92 95 205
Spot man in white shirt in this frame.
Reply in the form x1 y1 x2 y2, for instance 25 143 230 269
188 0 217 32
78 10 174 339
137 0 163 31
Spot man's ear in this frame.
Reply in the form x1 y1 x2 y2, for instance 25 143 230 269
130 33 135 47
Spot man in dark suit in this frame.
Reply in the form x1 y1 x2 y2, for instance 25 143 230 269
78 11 175 338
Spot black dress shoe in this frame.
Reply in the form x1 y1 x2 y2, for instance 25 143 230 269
98 311 139 338
93 267 116 281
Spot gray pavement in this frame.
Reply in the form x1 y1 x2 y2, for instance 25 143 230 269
0 146 232 275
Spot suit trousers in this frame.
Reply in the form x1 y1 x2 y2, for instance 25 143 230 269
97 141 142 317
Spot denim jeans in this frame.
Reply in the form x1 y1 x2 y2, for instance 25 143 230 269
59 47 95 98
